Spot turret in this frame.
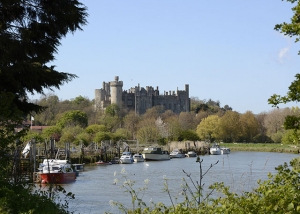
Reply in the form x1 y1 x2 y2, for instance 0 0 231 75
110 76 123 106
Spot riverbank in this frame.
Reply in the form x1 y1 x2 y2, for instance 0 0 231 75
224 143 300 154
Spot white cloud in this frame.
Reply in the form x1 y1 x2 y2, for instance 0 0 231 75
278 46 290 63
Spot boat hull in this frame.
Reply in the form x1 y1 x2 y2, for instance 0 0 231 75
120 159 134 164
142 153 170 161
210 148 221 155
96 161 112 165
40 172 76 184
221 148 230 154
170 154 185 158
186 152 197 157
133 156 144 162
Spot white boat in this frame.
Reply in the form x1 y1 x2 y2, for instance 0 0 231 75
133 153 145 162
220 147 230 154
119 152 134 164
210 144 221 155
170 149 185 158
142 147 170 161
186 151 197 157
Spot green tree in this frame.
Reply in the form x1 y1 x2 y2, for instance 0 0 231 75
94 131 111 143
136 126 160 144
178 129 200 141
196 115 220 142
21 130 44 143
123 111 140 139
85 124 108 134
56 110 88 129
218 111 241 142
0 0 87 115
113 128 131 141
268 1 300 140
99 114 121 132
74 132 91 146
41 126 62 142
165 115 182 141
239 111 260 142
35 94 60 125
0 1 87 213
60 126 84 144
105 104 120 117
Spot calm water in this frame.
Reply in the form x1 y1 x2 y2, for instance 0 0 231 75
54 152 299 214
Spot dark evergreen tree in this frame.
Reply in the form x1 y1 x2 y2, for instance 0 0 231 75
0 0 88 115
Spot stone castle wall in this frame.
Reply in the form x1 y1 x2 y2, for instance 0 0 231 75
95 76 190 114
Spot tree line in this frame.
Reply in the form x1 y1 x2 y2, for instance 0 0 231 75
24 94 300 146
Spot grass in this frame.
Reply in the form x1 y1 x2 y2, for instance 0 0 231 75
223 142 300 154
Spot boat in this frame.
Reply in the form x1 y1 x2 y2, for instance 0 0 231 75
133 153 145 162
95 160 112 165
186 151 197 157
142 147 170 161
119 152 134 164
72 163 85 176
72 163 84 172
170 149 185 158
220 147 231 154
210 144 221 155
110 157 120 164
38 159 76 184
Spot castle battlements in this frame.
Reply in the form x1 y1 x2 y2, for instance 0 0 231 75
95 76 190 115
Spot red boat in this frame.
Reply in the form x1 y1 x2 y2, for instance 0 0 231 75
95 160 112 166
39 159 76 184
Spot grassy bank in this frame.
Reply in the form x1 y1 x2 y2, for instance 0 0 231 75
223 143 300 154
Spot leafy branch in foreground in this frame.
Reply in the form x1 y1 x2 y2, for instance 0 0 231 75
108 168 150 213
182 157 219 206
109 157 219 214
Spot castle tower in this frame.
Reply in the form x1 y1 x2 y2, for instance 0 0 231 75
110 76 123 106
185 84 190 112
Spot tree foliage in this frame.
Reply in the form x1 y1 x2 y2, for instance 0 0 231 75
239 111 260 142
56 110 88 129
0 1 87 212
0 0 88 115
196 115 220 142
268 1 300 135
218 111 241 142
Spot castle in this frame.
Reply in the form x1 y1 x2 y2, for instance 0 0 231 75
95 76 190 115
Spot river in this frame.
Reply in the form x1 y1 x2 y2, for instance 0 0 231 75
52 151 299 214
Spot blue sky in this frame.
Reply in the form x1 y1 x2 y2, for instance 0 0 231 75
30 0 300 114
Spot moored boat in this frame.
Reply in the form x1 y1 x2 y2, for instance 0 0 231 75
95 160 112 165
38 159 76 184
119 152 134 164
210 143 221 155
186 151 197 157
110 157 120 164
170 149 185 158
220 147 230 154
133 153 145 162
72 163 84 172
142 147 170 161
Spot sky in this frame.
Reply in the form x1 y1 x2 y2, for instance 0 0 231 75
29 0 300 114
